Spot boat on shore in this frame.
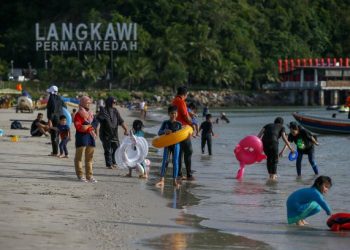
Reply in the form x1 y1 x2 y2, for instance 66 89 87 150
292 112 350 134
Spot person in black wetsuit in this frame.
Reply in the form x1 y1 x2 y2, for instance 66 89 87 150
258 117 294 180
199 113 214 155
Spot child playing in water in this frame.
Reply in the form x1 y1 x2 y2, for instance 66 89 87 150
126 119 149 178
188 102 199 136
155 105 182 188
280 122 319 177
287 175 332 226
258 117 294 180
199 113 214 155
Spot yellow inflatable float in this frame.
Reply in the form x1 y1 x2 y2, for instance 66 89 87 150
152 125 193 148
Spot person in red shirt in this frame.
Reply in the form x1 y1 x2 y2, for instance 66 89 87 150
346 94 350 119
172 86 195 180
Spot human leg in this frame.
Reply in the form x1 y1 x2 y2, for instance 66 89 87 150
307 148 319 175
207 135 212 155
264 144 278 179
84 146 95 181
172 144 180 179
201 136 206 154
111 141 119 166
59 139 64 155
296 151 304 176
74 146 85 179
182 138 193 178
101 138 113 168
160 147 170 178
50 129 59 155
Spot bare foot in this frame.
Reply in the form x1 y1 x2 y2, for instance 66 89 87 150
155 180 164 187
173 179 181 188
296 220 305 226
139 174 148 179
302 220 309 225
125 173 132 177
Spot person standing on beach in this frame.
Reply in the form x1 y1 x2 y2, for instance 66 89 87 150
46 85 66 156
74 96 98 183
258 117 294 180
155 105 182 188
96 96 128 169
172 86 194 181
56 115 71 158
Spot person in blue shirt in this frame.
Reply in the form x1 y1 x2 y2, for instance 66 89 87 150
155 105 182 188
287 176 332 226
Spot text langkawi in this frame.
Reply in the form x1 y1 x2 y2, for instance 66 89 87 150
35 22 138 51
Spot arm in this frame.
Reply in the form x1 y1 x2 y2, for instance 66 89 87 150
315 191 332 215
311 135 319 146
257 128 264 138
158 121 167 135
281 132 294 152
121 122 129 135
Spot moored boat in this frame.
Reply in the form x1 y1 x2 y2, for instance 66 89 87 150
292 112 350 134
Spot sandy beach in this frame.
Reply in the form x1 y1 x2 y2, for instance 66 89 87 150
0 107 194 250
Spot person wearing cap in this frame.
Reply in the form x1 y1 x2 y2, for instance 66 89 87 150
172 86 194 181
280 122 319 177
96 96 128 169
46 85 66 156
258 117 294 180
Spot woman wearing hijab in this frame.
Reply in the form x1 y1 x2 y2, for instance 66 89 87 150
97 96 128 169
46 85 66 156
74 96 98 183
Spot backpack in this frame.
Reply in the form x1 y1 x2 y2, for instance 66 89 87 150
11 120 23 129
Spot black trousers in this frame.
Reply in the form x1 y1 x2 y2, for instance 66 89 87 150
201 134 212 155
263 142 279 175
50 117 59 155
178 137 193 178
101 138 119 167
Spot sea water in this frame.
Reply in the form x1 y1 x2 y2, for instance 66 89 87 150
146 107 350 249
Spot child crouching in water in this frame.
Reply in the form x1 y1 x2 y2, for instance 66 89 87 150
287 175 332 226
126 119 149 178
155 105 182 188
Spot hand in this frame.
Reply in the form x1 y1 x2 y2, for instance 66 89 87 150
82 125 91 131
314 141 319 146
165 129 172 134
278 151 284 158
124 130 129 136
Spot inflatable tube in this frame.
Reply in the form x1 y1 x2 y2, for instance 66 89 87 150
115 135 149 169
62 107 72 127
152 125 193 148
288 151 298 161
327 213 350 231
234 135 267 179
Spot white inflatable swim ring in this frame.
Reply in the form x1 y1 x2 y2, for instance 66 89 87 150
115 134 149 169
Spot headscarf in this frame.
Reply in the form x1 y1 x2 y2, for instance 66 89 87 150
105 96 116 108
78 96 94 123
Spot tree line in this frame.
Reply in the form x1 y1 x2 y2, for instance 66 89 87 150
0 0 349 91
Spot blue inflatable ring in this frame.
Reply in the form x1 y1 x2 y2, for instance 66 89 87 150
62 107 72 127
288 151 298 161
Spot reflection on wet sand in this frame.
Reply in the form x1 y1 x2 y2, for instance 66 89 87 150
142 179 271 249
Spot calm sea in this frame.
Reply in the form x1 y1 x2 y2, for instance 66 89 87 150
145 107 350 249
